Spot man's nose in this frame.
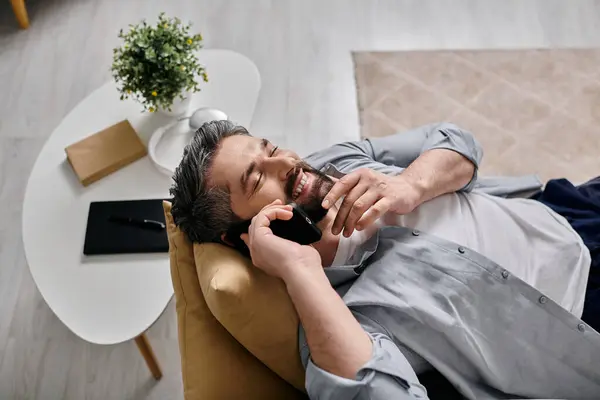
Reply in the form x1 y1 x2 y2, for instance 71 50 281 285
263 156 296 181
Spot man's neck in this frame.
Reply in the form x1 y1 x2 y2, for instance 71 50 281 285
312 207 340 268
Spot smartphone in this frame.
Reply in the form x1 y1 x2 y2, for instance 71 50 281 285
224 203 322 256
270 203 322 245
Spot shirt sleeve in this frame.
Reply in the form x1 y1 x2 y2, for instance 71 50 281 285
303 332 429 400
304 122 483 192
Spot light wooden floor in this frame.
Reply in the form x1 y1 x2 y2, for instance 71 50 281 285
1 0 600 399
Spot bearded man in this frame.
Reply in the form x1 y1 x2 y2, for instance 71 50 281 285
170 120 600 399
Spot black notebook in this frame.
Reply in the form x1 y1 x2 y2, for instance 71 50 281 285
83 199 169 255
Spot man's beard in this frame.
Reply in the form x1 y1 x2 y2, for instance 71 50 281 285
284 161 334 224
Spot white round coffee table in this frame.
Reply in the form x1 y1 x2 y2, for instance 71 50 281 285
22 49 260 378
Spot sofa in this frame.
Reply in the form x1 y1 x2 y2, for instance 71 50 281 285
164 201 308 399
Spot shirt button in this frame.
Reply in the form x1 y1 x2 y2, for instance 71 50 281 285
577 323 585 332
458 246 465 254
412 230 420 236
539 296 547 304
501 270 509 279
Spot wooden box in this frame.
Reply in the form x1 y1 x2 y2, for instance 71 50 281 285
65 120 147 186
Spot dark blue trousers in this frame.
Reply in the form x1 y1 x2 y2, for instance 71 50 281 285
532 177 600 332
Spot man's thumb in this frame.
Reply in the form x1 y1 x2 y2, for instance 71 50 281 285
240 233 249 244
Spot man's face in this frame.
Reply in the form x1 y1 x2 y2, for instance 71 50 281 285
210 135 334 222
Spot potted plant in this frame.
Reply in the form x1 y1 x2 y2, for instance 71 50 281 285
111 13 208 116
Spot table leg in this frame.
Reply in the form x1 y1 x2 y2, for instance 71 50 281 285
135 333 163 380
10 0 29 29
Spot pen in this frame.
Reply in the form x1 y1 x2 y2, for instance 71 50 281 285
108 215 166 231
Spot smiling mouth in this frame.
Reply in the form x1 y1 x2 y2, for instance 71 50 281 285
292 170 308 200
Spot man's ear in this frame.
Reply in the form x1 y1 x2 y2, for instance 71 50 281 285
220 233 234 247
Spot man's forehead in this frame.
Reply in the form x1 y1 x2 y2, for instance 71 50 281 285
220 134 259 155
209 135 262 188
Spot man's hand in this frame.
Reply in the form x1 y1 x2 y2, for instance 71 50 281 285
244 202 373 381
241 200 322 280
322 168 423 237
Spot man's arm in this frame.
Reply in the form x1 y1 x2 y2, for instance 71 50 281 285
400 146 476 205
319 123 482 236
287 264 428 400
285 266 372 379
323 148 477 236
367 123 482 178
305 122 483 190
241 201 428 400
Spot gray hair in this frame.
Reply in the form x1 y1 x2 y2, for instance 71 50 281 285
170 120 249 243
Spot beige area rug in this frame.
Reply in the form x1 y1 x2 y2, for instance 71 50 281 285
353 49 600 183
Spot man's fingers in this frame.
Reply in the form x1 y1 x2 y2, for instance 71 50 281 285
258 199 286 215
355 199 391 231
263 207 294 225
332 183 368 236
322 172 361 209
255 203 292 219
252 206 293 230
248 205 293 249
342 190 380 238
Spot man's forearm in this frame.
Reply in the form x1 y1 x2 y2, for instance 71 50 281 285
284 267 372 379
401 148 476 204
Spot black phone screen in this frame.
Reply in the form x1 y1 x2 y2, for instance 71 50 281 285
224 203 322 256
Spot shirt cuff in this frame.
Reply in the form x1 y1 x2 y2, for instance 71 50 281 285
305 333 428 399
424 123 483 192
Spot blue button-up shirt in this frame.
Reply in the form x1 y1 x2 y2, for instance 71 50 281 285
300 123 600 399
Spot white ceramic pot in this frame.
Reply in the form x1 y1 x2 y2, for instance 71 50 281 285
147 107 229 177
158 91 192 117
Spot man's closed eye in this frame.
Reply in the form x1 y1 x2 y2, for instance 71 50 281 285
251 146 279 195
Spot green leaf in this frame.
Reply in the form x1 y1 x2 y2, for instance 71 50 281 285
112 13 206 110
145 48 157 61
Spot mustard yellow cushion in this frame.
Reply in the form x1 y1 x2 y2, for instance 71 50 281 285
194 242 306 392
163 202 304 400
